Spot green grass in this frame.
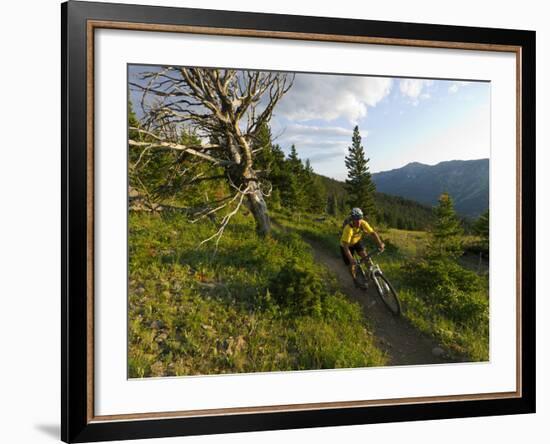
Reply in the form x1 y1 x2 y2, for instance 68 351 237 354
383 261 489 361
128 210 387 377
381 229 429 257
273 211 489 362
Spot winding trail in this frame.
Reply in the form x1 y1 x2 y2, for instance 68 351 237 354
304 237 463 366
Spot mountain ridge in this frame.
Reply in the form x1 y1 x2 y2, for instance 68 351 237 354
371 158 489 218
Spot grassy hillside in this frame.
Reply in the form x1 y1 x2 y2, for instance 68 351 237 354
128 209 387 377
127 69 490 376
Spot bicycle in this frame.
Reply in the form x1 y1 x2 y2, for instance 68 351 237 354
353 249 401 316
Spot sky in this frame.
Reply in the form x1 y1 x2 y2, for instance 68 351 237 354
129 66 490 181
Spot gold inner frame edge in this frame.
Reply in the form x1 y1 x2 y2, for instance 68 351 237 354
85 19 523 423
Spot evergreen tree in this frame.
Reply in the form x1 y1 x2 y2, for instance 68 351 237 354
270 188 282 210
344 126 377 221
303 159 327 213
128 100 141 142
283 145 306 211
373 192 435 231
287 144 303 174
327 194 338 216
427 192 464 260
267 144 288 188
473 209 489 252
253 122 275 176
252 123 287 210
338 196 347 214
128 99 216 208
397 217 405 230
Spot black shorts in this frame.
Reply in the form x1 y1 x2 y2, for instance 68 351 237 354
340 242 365 265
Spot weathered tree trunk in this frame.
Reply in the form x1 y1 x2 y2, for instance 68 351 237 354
234 130 271 237
246 180 271 236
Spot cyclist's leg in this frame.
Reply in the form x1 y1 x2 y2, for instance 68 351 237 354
341 245 358 279
354 242 369 287
348 244 360 280
340 246 350 266
356 241 368 261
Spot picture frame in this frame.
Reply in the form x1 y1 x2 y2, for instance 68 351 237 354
61 0 536 442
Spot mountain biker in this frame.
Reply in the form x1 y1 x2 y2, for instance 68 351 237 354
340 207 385 283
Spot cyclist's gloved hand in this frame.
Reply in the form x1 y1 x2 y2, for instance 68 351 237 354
378 243 385 252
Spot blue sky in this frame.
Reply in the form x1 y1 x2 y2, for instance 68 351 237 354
270 74 490 180
129 66 490 181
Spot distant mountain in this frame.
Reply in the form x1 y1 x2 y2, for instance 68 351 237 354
372 159 489 218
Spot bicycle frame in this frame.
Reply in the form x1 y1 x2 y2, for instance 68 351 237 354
355 249 383 281
354 249 401 315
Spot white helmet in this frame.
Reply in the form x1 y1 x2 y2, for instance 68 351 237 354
350 207 363 220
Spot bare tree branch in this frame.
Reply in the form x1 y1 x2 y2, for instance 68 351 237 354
128 140 232 166
129 66 294 238
197 185 249 252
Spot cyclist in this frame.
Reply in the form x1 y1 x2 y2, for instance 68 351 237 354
340 207 385 284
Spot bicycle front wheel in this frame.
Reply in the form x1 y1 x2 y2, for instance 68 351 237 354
372 272 401 316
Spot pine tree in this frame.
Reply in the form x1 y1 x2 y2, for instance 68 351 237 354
303 159 327 213
253 122 274 176
327 194 338 216
128 99 213 207
287 144 303 174
338 196 347 214
252 123 287 210
473 209 489 252
344 126 377 221
270 188 282 210
427 192 464 260
283 145 307 211
268 143 291 208
267 144 287 190
128 100 141 141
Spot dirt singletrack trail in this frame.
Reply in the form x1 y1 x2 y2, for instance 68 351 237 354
305 238 462 366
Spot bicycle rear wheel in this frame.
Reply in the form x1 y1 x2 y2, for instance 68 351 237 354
372 272 401 316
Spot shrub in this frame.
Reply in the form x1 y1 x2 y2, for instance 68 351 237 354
401 258 487 326
442 287 488 325
426 193 464 261
269 259 327 317
402 259 482 293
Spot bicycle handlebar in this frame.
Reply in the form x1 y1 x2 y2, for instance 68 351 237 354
366 249 383 258
355 249 383 264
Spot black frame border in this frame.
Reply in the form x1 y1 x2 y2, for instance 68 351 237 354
62 1 536 442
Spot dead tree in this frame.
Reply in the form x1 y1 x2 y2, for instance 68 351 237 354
129 67 293 241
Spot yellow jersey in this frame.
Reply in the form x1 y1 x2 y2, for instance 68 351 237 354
340 219 374 247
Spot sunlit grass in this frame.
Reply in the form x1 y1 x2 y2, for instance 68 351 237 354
128 210 387 378
274 211 489 362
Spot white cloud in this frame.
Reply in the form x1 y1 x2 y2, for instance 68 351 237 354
281 123 351 138
277 74 392 123
448 81 475 94
277 124 355 157
272 123 367 166
399 79 434 105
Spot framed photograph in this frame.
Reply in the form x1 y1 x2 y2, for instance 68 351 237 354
62 1 535 442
